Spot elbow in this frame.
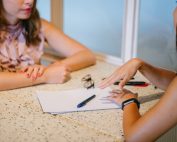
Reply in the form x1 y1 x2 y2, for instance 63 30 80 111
124 132 147 142
90 53 96 65
123 129 141 142
86 50 96 65
124 135 137 142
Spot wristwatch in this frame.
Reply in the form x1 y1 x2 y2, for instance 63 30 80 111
121 98 140 110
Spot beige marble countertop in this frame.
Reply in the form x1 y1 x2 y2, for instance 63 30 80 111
0 60 163 142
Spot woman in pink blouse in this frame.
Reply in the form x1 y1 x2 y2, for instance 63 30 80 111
0 0 96 91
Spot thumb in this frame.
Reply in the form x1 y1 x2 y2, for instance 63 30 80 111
118 78 128 90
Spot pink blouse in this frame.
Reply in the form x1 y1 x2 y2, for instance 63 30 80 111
0 22 44 72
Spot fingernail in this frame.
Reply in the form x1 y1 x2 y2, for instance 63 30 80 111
19 70 24 73
32 76 36 80
37 73 41 77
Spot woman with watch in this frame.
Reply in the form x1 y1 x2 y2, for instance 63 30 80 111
99 58 177 142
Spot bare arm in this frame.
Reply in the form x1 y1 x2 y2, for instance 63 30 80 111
138 59 176 90
0 72 45 91
0 63 73 91
99 58 176 90
41 19 96 71
121 77 177 142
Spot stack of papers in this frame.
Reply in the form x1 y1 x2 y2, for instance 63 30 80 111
36 88 120 114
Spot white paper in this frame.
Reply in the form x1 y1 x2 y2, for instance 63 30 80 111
36 88 120 114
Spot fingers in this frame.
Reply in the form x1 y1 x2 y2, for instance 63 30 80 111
25 66 35 78
118 77 129 90
107 90 123 104
107 89 138 105
38 66 45 77
107 96 120 104
110 89 123 94
31 67 40 80
19 66 28 73
58 70 71 83
43 64 72 84
99 73 128 90
20 65 46 81
99 70 122 89
58 65 71 83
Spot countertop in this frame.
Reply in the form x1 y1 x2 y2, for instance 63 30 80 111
0 60 164 142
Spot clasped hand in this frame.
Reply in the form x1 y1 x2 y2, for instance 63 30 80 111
19 63 71 84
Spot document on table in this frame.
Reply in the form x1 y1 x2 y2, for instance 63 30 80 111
36 88 120 114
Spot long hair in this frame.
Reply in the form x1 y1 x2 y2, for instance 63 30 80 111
0 0 41 46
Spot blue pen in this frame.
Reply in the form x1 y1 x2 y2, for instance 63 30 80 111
77 94 96 108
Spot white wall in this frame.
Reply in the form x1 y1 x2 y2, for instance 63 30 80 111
37 0 51 21
137 0 177 70
63 0 124 57
36 0 177 70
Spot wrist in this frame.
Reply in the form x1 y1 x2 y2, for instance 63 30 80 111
121 92 138 102
38 71 48 84
53 61 71 72
30 74 46 85
121 98 140 110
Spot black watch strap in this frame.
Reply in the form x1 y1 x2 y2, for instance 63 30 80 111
121 98 140 110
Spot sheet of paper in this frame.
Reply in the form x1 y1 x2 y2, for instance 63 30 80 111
36 88 120 114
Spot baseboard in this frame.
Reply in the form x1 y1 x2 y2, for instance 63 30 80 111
95 52 123 66
42 52 123 66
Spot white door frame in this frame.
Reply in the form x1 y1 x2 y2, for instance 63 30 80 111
97 0 140 65
121 0 140 63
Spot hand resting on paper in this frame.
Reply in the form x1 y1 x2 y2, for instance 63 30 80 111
108 89 138 105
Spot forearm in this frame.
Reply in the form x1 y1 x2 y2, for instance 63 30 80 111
0 72 45 91
123 103 141 139
123 77 177 141
53 50 96 71
42 20 96 71
136 58 176 90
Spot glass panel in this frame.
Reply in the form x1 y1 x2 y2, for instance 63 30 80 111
64 0 124 57
137 0 177 70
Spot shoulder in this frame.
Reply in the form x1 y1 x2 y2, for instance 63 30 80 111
40 19 62 38
40 19 53 33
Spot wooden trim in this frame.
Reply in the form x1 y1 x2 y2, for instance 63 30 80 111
51 0 63 30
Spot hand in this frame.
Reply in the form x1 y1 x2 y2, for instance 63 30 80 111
20 64 46 81
43 64 71 84
173 7 177 32
108 89 138 105
99 58 143 90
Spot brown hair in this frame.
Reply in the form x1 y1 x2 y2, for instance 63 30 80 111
0 0 41 46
